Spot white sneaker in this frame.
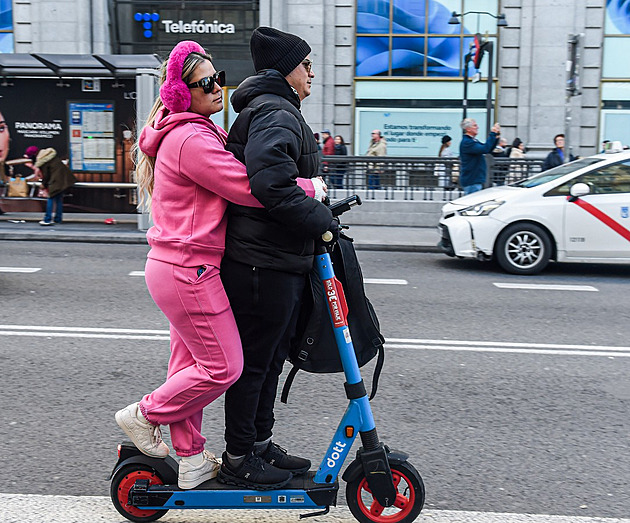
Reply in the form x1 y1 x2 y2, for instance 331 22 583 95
178 450 222 489
39 220 53 226
115 402 169 458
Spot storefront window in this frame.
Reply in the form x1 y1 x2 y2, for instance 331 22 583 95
601 1 630 147
356 0 498 78
357 0 390 33
391 37 425 76
605 0 630 35
0 0 13 52
603 2 630 78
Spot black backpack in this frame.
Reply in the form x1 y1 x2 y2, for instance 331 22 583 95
281 233 385 403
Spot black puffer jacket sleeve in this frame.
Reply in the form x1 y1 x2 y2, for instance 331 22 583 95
244 105 332 238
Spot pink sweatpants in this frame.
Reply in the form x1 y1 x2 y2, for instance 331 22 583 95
139 258 243 456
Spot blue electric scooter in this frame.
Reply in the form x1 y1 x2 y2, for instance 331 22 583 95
110 195 425 523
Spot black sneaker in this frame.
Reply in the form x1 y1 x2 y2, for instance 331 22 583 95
255 441 311 475
218 451 292 490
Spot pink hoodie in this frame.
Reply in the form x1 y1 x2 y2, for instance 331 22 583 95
140 107 316 268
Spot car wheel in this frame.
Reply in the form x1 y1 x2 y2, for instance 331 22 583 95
495 223 551 275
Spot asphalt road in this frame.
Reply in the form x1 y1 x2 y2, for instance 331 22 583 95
1 242 629 522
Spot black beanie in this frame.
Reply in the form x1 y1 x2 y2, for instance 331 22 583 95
250 26 311 77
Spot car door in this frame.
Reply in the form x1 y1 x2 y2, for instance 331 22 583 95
550 159 630 258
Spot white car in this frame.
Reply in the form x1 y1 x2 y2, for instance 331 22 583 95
438 150 630 274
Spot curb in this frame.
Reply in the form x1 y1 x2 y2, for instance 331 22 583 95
0 231 148 244
0 230 441 252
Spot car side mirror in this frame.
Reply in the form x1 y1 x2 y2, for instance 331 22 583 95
569 182 590 200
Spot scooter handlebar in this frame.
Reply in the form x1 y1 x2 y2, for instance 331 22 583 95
329 195 362 217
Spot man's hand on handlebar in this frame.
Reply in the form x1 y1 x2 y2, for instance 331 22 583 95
323 217 340 245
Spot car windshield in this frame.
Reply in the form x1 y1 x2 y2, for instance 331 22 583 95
511 158 604 188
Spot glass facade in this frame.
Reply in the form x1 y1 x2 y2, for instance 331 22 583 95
601 1 630 146
356 0 499 78
354 0 499 156
0 0 14 53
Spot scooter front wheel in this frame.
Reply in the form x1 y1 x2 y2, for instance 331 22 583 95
110 464 168 522
346 460 425 523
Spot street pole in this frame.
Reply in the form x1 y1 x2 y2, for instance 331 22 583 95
462 52 471 120
485 41 493 136
564 34 582 163
135 68 159 231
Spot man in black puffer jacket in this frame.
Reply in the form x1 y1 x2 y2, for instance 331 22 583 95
219 26 338 491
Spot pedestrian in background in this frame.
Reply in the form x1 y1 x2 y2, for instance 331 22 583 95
492 137 509 157
459 118 500 195
0 111 9 214
436 134 457 187
221 26 335 491
438 134 455 157
114 40 264 491
35 148 76 225
366 129 387 189
330 134 348 188
542 133 576 171
509 138 525 159
321 129 334 177
508 137 526 184
321 129 334 156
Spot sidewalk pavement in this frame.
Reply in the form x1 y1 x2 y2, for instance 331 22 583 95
0 212 441 252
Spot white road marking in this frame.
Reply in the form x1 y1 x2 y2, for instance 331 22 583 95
0 267 41 273
0 324 169 340
364 278 408 285
129 271 408 285
1 493 629 523
494 282 598 292
386 338 630 357
0 325 168 334
1 325 628 358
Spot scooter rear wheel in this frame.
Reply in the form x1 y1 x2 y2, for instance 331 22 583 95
346 461 425 523
110 464 168 522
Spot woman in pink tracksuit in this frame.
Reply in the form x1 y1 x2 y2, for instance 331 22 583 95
115 40 326 490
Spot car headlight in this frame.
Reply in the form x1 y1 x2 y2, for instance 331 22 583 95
459 200 504 216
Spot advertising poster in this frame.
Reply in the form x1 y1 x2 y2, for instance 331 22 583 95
68 102 116 172
354 108 488 157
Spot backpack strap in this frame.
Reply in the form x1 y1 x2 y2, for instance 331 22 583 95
280 365 300 404
369 344 385 400
283 344 384 404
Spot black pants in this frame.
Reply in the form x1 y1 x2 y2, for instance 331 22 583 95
221 258 306 456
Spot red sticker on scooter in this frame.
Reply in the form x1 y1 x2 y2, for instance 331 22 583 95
324 278 347 327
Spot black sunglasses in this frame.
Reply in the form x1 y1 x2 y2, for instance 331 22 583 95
187 71 225 93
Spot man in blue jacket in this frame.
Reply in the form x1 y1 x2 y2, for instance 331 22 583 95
459 118 501 194
542 134 576 171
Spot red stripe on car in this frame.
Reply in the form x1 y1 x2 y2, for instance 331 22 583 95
569 197 630 242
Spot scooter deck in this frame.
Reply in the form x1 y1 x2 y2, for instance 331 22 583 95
131 471 338 510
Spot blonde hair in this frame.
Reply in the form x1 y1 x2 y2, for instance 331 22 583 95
134 50 212 211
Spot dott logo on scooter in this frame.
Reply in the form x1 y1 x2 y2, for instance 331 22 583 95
324 278 346 327
326 440 347 468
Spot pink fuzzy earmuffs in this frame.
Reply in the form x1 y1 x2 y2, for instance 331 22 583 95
160 40 207 113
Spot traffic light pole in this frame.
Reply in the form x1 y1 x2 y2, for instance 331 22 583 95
462 52 472 119
485 41 493 137
564 34 582 163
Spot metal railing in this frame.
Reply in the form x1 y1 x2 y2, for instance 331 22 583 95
2 157 547 211
321 155 545 200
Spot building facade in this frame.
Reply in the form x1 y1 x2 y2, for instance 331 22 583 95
8 0 630 158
